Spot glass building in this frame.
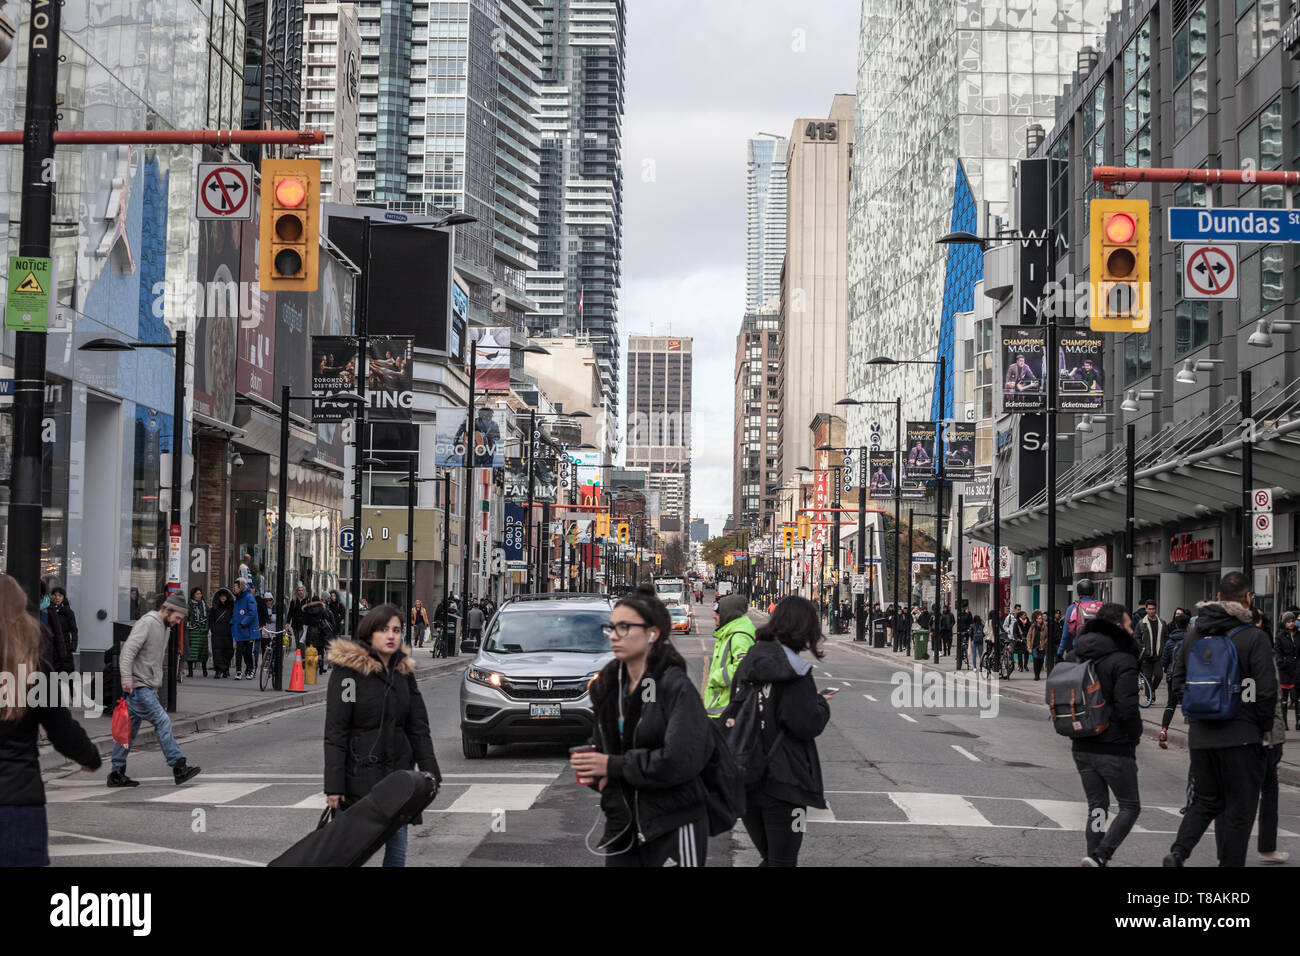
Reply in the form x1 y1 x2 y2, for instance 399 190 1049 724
747 134 788 312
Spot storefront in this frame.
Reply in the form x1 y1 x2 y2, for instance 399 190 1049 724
1252 511 1298 630
1073 544 1112 602
1167 527 1220 609
1134 534 1163 606
341 506 449 613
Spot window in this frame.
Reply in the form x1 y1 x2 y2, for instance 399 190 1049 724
1172 181 1211 357
1237 0 1281 78
1240 243 1285 321
1050 129 1069 244
1123 19 1152 167
1174 3 1208 140
1082 79 1107 204
1124 333 1151 384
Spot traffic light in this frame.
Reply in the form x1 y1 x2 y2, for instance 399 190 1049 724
724 554 734 567
259 158 320 292
782 526 795 548
617 522 629 545
654 552 662 566
797 514 811 540
596 513 610 538
567 524 580 546
1089 198 1149 333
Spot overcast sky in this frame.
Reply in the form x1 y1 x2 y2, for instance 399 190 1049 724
619 0 862 539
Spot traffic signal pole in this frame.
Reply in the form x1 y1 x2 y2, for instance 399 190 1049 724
855 444 867 642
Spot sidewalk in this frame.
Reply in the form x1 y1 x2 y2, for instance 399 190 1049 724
39 650 465 772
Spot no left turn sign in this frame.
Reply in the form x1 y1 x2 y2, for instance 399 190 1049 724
197 162 253 220
1183 243 1238 300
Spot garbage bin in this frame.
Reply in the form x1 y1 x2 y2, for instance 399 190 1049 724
912 627 930 661
871 618 887 648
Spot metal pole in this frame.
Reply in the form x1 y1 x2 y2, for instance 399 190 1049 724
349 215 371 638
405 452 415 637
1125 422 1136 611
165 329 186 712
1242 370 1254 587
956 491 964 648
274 382 290 692
894 399 902 610
856 445 867 642
7 0 62 608
442 471 451 655
907 508 914 608
1045 317 1058 671
461 338 478 647
540 500 551 594
526 409 536 592
993 475 1002 650
934 356 946 632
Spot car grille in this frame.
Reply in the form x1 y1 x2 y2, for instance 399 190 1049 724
499 676 590 701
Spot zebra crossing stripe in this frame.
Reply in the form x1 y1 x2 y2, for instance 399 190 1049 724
888 792 993 828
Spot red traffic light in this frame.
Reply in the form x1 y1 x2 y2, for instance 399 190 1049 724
1104 212 1136 244
274 177 307 208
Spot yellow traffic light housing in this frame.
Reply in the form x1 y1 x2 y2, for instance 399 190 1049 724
617 522 629 545
259 159 320 292
1089 198 1149 332
797 514 811 540
596 513 610 538
782 526 795 548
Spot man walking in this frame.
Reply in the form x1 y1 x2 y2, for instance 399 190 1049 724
1163 572 1277 867
108 592 202 788
705 594 756 718
1135 601 1167 697
465 600 485 652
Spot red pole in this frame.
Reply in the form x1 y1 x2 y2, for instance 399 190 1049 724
1092 165 1300 187
0 129 324 146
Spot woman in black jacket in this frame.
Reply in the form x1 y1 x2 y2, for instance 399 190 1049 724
324 604 441 867
572 583 712 867
1276 612 1299 728
730 596 830 866
304 595 335 674
0 574 101 866
208 588 235 679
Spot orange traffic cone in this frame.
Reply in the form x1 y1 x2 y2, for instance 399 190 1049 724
287 649 306 693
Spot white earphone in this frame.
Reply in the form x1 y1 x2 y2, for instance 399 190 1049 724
648 630 658 642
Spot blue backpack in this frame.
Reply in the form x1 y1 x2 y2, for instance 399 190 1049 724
1181 624 1249 721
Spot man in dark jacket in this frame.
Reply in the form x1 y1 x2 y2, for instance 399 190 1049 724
1135 601 1167 693
1070 602 1142 866
936 603 955 656
1163 572 1278 867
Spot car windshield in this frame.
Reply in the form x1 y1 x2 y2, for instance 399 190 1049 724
670 606 688 620
483 609 610 654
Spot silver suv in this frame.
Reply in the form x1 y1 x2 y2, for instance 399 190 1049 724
459 594 614 758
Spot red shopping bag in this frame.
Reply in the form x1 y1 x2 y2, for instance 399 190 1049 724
111 696 132 749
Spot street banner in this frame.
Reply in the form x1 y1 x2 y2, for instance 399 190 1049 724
1001 326 1047 412
366 335 414 421
532 456 557 503
971 545 991 583
1058 330 1105 412
311 335 356 422
840 448 854 492
435 403 506 468
814 469 828 547
504 502 526 569
467 326 512 391
904 422 937 479
945 422 976 480
868 451 895 499
505 457 529 501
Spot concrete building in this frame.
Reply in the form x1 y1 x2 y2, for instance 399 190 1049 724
747 134 788 311
626 335 692 543
301 1 361 204
733 303 781 533
778 95 855 491
523 335 614 460
690 518 710 543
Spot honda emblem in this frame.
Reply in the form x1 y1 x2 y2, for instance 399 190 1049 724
537 678 553 691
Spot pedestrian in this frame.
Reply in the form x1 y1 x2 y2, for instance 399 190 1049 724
466 601 485 650
38 580 70 673
288 585 308 650
1069 602 1142 867
970 614 985 670
1003 603 1020 652
327 591 346 638
1257 656 1290 865
231 578 260 680
1136 600 1168 698
303 593 333 673
1163 572 1278 867
0 574 102 866
1057 579 1101 660
255 593 274 674
107 592 202 788
1013 610 1030 671
410 599 430 648
731 595 830 867
937 603 955 656
572 583 712 866
705 594 756 718
209 587 235 678
185 586 210 678
1158 611 1195 815
129 587 144 621
324 604 441 868
1028 609 1049 679
1276 612 1299 729
48 586 78 666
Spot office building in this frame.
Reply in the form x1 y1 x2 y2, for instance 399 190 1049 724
733 304 781 533
524 335 615 460
242 0 305 159
690 518 710 543
626 336 692 542
301 1 361 204
747 134 788 311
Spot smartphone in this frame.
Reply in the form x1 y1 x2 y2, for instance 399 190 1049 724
569 744 596 784
820 687 840 698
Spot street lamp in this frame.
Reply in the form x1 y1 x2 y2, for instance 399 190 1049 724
1175 357 1223 384
399 469 454 655
1247 318 1293 348
81 333 187 712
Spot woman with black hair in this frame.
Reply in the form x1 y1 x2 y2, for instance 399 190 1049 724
571 582 713 867
729 596 830 866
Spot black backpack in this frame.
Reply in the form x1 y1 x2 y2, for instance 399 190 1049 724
720 681 785 787
699 721 746 836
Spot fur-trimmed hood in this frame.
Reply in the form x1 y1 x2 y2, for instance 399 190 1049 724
326 638 415 676
1195 600 1252 625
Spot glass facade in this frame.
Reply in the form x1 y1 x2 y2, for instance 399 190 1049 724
747 135 788 311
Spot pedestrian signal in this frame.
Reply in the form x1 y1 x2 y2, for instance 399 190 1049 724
797 514 811 539
617 522 629 545
1089 198 1149 333
259 159 320 292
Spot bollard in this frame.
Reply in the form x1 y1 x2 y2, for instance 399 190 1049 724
305 645 319 685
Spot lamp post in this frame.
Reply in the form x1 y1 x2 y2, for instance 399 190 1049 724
81 332 188 711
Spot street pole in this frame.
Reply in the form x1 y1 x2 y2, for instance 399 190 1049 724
993 475 1002 649
907 508 914 608
274 382 290 693
855 444 867 642
442 471 451 655
540 500 551 594
1242 370 1254 587
6 0 62 608
349 215 371 638
934 356 947 624
893 398 901 610
461 338 479 645
405 452 415 634
165 329 186 713
1125 422 1136 612
526 409 536 592
1045 317 1058 672
956 491 964 643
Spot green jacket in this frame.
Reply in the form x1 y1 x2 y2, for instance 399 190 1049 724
705 614 756 717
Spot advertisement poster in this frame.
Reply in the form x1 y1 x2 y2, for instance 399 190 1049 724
366 335 414 421
274 291 311 400
237 219 275 400
868 451 895 499
467 326 512 391
193 217 240 423
311 335 356 423
945 422 976 480
435 404 506 468
505 457 529 501
531 456 557 503
504 502 526 570
903 422 937 479
1001 326 1047 412
1058 331 1105 412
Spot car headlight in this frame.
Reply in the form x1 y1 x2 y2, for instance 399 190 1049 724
467 666 504 688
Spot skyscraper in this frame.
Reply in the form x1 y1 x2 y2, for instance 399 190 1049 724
746 134 787 312
242 0 305 160
626 336 693 543
301 1 361 204
527 0 628 419
733 304 781 533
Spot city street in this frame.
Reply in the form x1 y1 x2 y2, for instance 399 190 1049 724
40 598 1300 867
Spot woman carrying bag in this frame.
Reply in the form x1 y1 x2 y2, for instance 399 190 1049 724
1027 609 1049 680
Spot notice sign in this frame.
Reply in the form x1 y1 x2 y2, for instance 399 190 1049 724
1001 326 1047 413
197 162 254 220
1182 243 1238 300
1255 512 1274 549
6 256 52 332
1058 331 1105 412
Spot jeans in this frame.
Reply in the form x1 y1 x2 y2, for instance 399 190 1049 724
1032 651 1044 679
382 825 408 867
741 791 805 867
972 641 983 669
110 686 185 771
1259 745 1284 853
1172 744 1266 866
1072 750 1141 862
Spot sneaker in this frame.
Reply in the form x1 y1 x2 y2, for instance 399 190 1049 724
172 759 201 785
1162 851 1185 867
1259 850 1290 864
1081 854 1105 867
233 670 242 680
107 770 139 788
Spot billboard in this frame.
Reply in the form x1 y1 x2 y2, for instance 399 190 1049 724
903 422 937 479
193 217 240 424
467 326 512 391
366 335 414 421
504 502 526 570
868 451 895 499
945 422 976 480
311 335 356 423
434 403 506 468
1058 331 1105 412
1001 326 1047 413
531 456 557 503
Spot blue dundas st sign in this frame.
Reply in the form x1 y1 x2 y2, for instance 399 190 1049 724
1167 206 1300 243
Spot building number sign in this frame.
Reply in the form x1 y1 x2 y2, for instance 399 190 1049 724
805 121 838 142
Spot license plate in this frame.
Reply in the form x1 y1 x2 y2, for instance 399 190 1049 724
530 703 561 718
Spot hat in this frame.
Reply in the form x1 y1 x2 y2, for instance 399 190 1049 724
717 594 748 627
163 592 188 614
1284 612 1296 625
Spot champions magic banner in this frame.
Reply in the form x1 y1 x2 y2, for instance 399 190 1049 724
1001 326 1047 413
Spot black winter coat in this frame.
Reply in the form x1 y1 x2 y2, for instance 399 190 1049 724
1275 626 1299 686
1071 618 1143 757
303 601 334 645
0 665 101 805
323 640 441 817
730 640 830 808
588 657 712 848
51 602 78 654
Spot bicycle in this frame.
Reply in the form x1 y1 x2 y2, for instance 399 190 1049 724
258 626 287 691
983 636 1015 680
1137 654 1156 708
429 622 447 658
955 632 970 671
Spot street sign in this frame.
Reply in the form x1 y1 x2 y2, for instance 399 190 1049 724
0 378 12 398
1253 488 1273 513
1182 244 1238 299
197 162 254 219
1167 206 1300 243
851 573 866 595
339 526 355 554
1254 512 1274 549
167 524 183 593
6 255 52 332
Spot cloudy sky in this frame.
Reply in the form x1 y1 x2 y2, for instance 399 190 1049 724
618 0 862 539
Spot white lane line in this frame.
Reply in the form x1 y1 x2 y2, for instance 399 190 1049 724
863 694 877 702
841 681 852 687
888 792 993 828
1022 799 1085 831
898 713 917 723
48 830 261 866
441 783 547 813
822 670 833 677
148 783 270 804
951 745 980 762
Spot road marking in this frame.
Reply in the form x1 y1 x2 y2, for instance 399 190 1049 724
888 792 993 828
148 782 271 804
805 805 836 823
440 783 547 813
898 713 917 723
48 829 261 865
863 694 877 702
951 745 980 762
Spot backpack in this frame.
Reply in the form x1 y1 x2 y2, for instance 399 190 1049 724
1181 624 1249 721
699 720 746 837
1045 660 1111 737
720 681 785 787
1067 600 1103 640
